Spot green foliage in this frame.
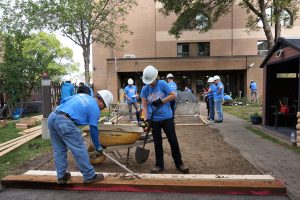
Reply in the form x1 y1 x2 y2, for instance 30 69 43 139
156 0 299 49
0 32 74 116
17 0 137 84
155 0 234 38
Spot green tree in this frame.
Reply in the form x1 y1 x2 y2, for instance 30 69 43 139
19 0 136 85
0 32 74 117
156 0 299 50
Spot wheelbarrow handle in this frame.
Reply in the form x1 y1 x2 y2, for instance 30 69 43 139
83 136 141 179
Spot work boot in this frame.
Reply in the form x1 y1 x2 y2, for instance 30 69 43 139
150 166 164 174
177 164 189 174
84 174 105 184
57 172 71 185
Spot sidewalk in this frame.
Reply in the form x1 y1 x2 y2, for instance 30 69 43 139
208 106 300 200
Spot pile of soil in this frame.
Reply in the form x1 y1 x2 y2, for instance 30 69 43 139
30 115 259 175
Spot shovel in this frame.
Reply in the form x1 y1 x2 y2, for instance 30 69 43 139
135 106 156 164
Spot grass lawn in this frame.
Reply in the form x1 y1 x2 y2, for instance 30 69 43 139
223 103 262 121
0 111 111 179
0 121 52 179
0 137 52 179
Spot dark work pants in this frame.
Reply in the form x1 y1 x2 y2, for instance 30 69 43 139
151 118 183 169
170 100 176 118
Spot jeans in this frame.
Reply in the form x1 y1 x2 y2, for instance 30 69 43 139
215 99 223 121
151 118 183 169
251 90 258 102
48 112 96 181
208 98 215 121
127 102 138 120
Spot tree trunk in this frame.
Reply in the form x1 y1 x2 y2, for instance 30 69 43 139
82 47 91 86
259 0 274 50
273 1 282 43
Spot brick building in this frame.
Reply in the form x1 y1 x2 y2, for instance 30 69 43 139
92 0 300 102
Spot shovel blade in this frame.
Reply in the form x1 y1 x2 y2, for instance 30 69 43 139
135 146 150 164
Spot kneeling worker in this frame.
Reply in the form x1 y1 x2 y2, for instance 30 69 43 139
141 65 189 174
48 90 113 184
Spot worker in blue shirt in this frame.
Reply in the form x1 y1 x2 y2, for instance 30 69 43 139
141 65 189 174
124 78 139 122
60 81 75 103
223 93 233 106
184 86 192 93
207 77 216 123
213 75 224 123
48 90 113 184
250 80 258 102
166 73 177 118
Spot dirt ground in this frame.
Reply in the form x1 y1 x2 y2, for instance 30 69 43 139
17 115 259 175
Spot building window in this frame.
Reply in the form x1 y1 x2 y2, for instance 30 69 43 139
257 40 268 56
198 42 210 56
177 43 189 57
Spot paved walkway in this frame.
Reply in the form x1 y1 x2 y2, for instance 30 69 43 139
208 107 300 200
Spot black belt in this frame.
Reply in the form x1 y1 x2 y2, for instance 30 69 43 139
54 110 72 120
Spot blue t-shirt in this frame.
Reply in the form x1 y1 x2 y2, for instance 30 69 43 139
141 80 173 121
168 81 177 92
213 82 224 100
56 94 100 126
208 84 216 99
224 95 233 101
61 82 75 99
250 82 257 91
124 85 137 103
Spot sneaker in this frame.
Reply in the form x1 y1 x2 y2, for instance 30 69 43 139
209 120 214 124
84 174 105 184
57 172 71 185
177 164 189 174
150 166 164 173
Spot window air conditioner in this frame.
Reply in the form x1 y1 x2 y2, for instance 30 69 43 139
124 54 136 59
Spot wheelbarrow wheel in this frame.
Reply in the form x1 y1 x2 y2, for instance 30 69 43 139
90 154 106 165
87 144 95 152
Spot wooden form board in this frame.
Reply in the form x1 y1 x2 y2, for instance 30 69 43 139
0 131 41 157
20 125 41 134
1 172 286 195
0 130 41 152
24 170 275 181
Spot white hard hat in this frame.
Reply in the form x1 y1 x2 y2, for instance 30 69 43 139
97 90 113 108
128 78 134 85
207 77 214 83
213 75 221 81
142 65 158 84
166 73 174 79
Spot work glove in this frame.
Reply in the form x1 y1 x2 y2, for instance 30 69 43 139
95 146 103 155
143 119 151 132
152 98 163 107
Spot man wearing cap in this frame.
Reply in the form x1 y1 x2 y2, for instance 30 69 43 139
207 77 216 123
141 65 189 174
250 80 258 102
124 78 139 121
213 75 224 123
166 73 177 119
48 90 113 184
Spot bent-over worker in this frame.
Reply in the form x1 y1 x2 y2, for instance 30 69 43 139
140 65 189 174
48 90 113 184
